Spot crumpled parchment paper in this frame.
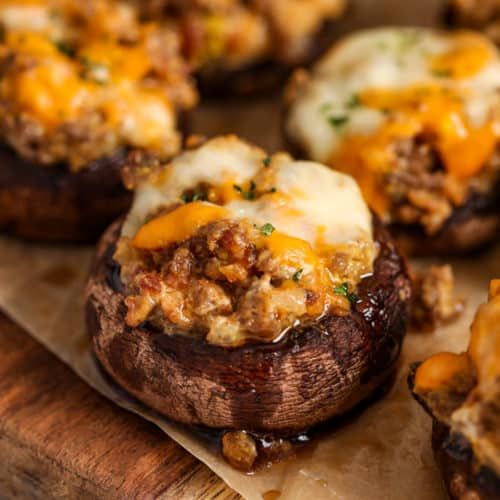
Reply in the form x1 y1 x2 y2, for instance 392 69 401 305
1 1 498 498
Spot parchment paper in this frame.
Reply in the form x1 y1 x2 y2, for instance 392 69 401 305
1 1 498 498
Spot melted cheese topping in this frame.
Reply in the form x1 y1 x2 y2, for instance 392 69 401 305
414 352 470 390
468 285 500 383
286 28 500 217
133 202 229 250
123 136 375 278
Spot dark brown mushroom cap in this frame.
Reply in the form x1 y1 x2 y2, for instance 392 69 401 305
408 366 500 500
85 217 411 434
0 145 132 243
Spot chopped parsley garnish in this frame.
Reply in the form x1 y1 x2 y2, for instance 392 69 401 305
320 102 350 129
432 68 452 78
233 181 256 200
260 223 275 236
53 40 75 57
263 156 271 167
269 187 277 194
320 102 333 114
292 269 303 282
333 282 359 304
80 57 108 84
328 115 349 128
346 94 361 109
181 190 205 203
398 30 421 52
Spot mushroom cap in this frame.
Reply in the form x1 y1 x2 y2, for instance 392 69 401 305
0 145 131 243
86 217 411 434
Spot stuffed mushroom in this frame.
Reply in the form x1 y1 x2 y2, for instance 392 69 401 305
0 0 197 242
85 135 411 470
285 28 500 255
139 0 347 95
410 279 500 500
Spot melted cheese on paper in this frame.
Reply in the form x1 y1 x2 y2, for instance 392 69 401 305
286 28 500 179
122 136 375 269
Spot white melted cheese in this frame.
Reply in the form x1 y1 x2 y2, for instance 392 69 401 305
286 27 500 163
0 5 53 33
123 136 374 256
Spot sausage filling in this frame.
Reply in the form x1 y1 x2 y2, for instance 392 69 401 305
388 137 500 235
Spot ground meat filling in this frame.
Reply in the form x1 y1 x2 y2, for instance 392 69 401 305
388 136 500 235
140 0 344 69
116 217 354 347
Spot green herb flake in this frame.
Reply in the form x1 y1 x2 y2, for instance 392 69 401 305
292 269 303 282
333 282 358 304
262 156 271 167
181 190 205 203
53 40 75 57
398 30 421 51
432 68 452 78
319 102 333 114
80 56 108 84
328 115 349 128
233 181 256 200
346 94 361 109
260 223 275 236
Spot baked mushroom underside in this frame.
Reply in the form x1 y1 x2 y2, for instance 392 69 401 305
85 217 411 435
0 146 131 243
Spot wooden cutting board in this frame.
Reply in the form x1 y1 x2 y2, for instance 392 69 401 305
0 313 240 499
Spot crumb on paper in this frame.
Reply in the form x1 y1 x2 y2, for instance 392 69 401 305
411 264 465 331
222 431 258 471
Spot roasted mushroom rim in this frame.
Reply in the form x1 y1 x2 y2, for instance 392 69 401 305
285 28 500 248
85 136 411 440
410 279 500 498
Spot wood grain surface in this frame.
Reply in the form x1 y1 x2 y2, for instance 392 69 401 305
0 313 240 499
